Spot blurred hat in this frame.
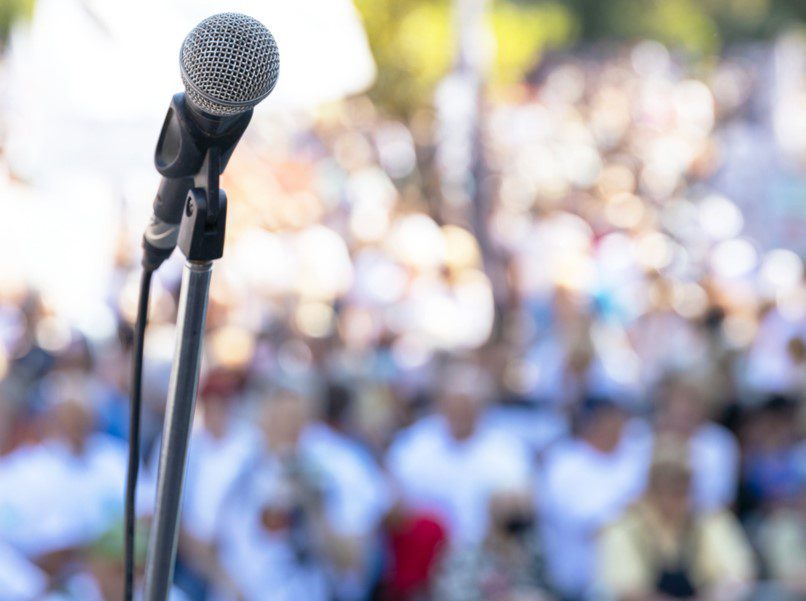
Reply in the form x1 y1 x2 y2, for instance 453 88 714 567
579 395 621 415
574 395 626 428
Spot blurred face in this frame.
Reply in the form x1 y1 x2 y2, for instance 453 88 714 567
50 400 93 452
755 407 797 450
201 394 232 437
261 393 308 455
599 410 626 452
582 407 625 453
660 385 704 436
553 288 586 327
787 336 805 363
439 390 481 441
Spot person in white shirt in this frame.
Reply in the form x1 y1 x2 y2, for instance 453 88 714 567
386 361 533 546
539 397 650 600
214 463 332 601
0 385 48 600
301 420 391 600
168 370 263 598
0 372 132 564
216 386 389 601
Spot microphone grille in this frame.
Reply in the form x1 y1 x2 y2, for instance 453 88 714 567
180 13 280 117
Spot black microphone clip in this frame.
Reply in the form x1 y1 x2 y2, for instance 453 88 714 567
142 93 252 270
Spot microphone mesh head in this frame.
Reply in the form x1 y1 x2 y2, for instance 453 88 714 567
180 13 280 117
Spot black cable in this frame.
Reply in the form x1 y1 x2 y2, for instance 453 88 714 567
125 267 153 601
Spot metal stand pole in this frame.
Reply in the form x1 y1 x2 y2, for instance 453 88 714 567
144 260 213 600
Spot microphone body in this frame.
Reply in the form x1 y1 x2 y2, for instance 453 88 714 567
142 94 251 269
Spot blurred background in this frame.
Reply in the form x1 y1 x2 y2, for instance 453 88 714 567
0 0 805 599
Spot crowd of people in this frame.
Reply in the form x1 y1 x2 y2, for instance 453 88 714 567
0 36 804 601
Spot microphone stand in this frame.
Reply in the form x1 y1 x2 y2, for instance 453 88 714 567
143 147 228 600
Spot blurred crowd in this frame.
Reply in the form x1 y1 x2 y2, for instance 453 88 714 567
0 37 805 601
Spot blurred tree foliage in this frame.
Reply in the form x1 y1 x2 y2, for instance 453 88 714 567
355 0 574 115
356 0 805 114
0 0 34 48
566 0 806 53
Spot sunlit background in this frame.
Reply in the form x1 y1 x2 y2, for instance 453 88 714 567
0 0 804 600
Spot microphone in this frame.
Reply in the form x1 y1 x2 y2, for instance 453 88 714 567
133 15 280 600
142 13 280 270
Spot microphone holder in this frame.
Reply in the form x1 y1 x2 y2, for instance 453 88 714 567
144 96 240 600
